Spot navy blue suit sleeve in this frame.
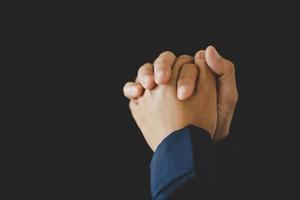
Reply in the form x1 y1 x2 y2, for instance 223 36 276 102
150 125 218 200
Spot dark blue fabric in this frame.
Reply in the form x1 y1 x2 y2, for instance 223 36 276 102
150 125 216 200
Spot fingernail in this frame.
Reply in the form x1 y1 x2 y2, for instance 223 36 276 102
156 70 165 82
141 76 148 86
127 86 137 95
198 50 205 59
178 85 188 100
211 46 221 60
142 75 152 87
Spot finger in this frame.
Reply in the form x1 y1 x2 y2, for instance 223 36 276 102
170 55 194 86
203 46 236 86
137 63 155 89
194 51 214 94
177 63 198 101
203 45 238 104
153 51 176 84
123 82 144 99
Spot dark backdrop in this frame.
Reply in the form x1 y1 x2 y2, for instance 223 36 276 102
6 1 299 199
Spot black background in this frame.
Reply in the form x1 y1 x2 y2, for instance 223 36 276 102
5 1 299 199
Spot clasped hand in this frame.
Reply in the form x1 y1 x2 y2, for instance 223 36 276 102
123 46 238 151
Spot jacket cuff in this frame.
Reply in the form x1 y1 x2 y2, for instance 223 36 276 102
150 125 217 199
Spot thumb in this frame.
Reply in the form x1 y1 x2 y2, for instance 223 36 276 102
204 45 237 89
205 45 233 76
195 45 238 107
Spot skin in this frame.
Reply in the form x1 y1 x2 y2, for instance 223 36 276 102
123 45 238 142
128 55 217 151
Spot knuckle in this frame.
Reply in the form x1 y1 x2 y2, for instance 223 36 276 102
123 83 130 92
142 62 152 69
178 54 193 60
160 50 175 57
154 59 170 68
124 90 131 98
139 63 152 74
144 62 153 68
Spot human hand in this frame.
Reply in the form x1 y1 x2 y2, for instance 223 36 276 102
127 55 217 151
123 46 238 142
